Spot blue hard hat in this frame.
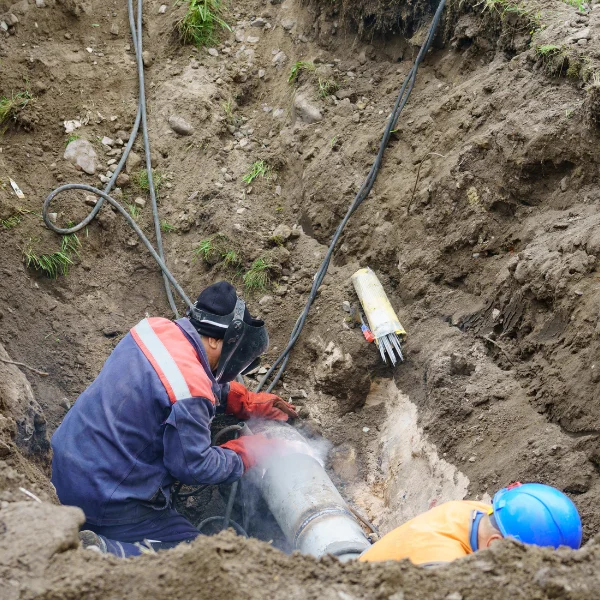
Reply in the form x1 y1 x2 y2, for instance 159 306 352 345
492 483 582 550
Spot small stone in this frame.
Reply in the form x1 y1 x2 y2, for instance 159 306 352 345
35 0 45 6
272 50 287 66
110 23 119 36
126 151 142 173
362 427 370 433
142 50 153 67
64 32 72 39
468 456 476 463
275 185 282 196
224 173 233 182
445 594 462 600
64 139 98 175
236 207 246 214
84 195 98 206
251 17 267 28
342 301 351 313
246 36 260 44
272 224 292 240
281 18 296 31
0 21 7 31
116 173 130 187
47 212 57 223
577 38 588 46
560 176 570 192
134 197 146 208
259 295 274 306
158 4 167 13
59 398 71 411
272 108 285 119
101 136 114 147
571 27 590 41
207 47 219 57
239 138 249 148
168 115 194 136
7 13 19 25
64 119 81 133
258 68 266 78
294 95 322 124
99 174 110 184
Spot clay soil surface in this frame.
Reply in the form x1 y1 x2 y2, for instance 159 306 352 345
3 0 600 597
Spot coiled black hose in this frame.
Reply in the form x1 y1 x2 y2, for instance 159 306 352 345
41 0 181 317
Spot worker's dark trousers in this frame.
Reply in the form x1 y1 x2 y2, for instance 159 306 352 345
86 508 199 558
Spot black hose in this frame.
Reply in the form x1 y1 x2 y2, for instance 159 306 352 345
256 0 447 392
196 515 248 537
212 424 244 446
41 0 180 317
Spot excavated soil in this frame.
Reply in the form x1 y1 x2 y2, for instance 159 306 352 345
3 0 600 596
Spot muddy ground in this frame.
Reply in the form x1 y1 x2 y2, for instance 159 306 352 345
2 0 600 596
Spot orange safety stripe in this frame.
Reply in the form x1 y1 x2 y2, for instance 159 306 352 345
131 317 215 405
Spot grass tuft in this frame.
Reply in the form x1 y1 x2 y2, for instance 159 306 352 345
318 78 339 98
288 61 316 84
160 220 175 233
23 234 80 279
243 258 272 291
243 160 272 184
1 214 22 229
65 134 80 146
562 0 586 11
126 202 141 220
134 169 165 195
177 0 231 47
0 91 33 133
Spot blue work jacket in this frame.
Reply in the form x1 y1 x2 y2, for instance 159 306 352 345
51 317 243 526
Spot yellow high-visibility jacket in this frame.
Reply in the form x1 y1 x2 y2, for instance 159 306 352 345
359 500 491 565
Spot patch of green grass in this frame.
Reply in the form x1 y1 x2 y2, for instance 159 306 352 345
562 0 586 11
243 160 272 184
0 91 33 133
177 0 231 48
478 0 542 30
134 169 165 195
193 233 243 269
23 234 80 279
194 237 215 261
536 44 561 57
288 61 316 84
243 258 272 291
65 134 80 146
223 249 241 267
318 78 338 98
126 202 141 220
160 220 175 233
1 214 22 229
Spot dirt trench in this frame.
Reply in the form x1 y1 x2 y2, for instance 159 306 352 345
3 0 600 596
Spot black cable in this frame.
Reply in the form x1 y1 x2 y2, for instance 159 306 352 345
41 0 180 317
256 0 447 392
196 515 248 537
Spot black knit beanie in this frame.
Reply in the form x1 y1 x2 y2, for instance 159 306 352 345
189 281 263 339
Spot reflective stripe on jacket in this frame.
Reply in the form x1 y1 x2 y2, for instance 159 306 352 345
51 317 244 526
359 500 491 565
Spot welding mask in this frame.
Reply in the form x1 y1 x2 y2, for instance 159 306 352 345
188 297 269 383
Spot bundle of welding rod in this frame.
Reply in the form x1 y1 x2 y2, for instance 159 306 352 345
351 267 406 366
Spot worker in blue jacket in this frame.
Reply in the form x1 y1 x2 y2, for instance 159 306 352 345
51 281 297 557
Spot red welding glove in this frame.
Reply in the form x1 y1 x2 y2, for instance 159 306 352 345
226 381 299 421
221 434 292 471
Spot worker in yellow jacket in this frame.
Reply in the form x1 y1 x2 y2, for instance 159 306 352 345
360 483 582 566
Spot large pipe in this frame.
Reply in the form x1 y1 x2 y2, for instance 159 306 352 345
247 422 371 561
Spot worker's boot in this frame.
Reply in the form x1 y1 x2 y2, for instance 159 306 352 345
79 530 108 553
